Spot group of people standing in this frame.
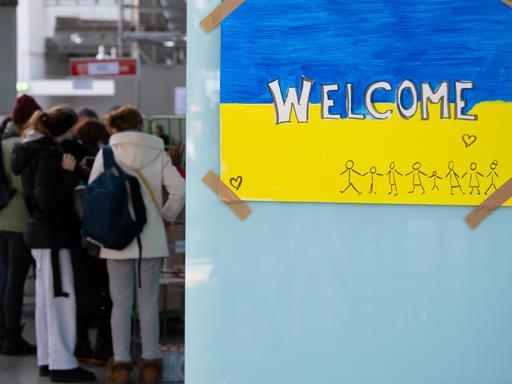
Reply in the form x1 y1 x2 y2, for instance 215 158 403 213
0 95 185 383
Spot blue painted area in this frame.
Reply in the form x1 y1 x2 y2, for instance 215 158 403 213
221 0 512 112
188 1 512 383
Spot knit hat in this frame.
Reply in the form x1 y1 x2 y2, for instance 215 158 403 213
11 95 42 126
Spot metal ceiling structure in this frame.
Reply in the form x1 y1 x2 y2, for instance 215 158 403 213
44 0 186 65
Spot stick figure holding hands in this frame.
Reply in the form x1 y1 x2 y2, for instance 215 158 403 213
485 160 499 195
429 171 442 191
387 162 403 196
363 166 383 194
445 161 464 195
339 160 362 195
406 162 427 194
462 162 484 195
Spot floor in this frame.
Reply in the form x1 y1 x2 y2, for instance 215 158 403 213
0 295 184 384
0 296 109 384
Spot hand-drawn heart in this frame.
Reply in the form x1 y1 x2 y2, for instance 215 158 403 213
462 134 477 148
230 176 243 191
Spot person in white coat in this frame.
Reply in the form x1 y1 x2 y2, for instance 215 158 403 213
88 107 185 384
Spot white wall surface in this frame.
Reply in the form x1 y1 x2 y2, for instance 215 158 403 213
17 0 46 82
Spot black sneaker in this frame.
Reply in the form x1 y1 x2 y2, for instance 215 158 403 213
2 332 37 355
74 338 94 361
91 336 113 366
50 367 97 383
39 365 50 377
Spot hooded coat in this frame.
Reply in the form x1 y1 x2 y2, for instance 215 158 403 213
88 131 185 260
11 134 82 249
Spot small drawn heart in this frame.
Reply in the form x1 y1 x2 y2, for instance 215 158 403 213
230 176 243 191
462 134 477 148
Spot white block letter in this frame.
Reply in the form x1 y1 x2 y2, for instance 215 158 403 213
396 80 418 119
346 83 365 120
421 82 449 120
364 81 392 119
455 81 477 121
321 84 340 119
268 77 314 124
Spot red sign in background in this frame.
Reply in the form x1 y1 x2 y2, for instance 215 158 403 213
70 59 138 77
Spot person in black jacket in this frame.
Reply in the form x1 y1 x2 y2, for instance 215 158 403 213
11 106 96 383
71 119 113 365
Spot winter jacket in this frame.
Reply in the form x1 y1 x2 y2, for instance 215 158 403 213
0 122 29 233
89 131 185 260
11 133 82 249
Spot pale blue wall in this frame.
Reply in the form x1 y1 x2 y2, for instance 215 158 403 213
186 1 512 383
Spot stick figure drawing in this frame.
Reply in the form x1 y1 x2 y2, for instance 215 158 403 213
363 166 383 194
445 161 464 195
339 160 362 195
462 162 484 195
406 162 427 194
485 160 499 195
387 162 403 196
429 171 442 191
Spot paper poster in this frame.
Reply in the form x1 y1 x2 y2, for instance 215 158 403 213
220 0 512 206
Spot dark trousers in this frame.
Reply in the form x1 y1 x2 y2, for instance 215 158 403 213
77 312 112 343
72 248 112 351
0 231 33 330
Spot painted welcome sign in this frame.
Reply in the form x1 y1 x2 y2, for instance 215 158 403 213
220 0 512 206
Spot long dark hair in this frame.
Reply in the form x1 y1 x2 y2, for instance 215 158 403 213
75 120 110 149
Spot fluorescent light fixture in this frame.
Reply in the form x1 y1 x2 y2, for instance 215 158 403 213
163 41 176 47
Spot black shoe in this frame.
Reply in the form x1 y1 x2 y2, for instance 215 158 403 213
2 325 37 355
50 367 97 383
0 328 4 351
75 338 93 361
91 336 113 365
39 365 50 377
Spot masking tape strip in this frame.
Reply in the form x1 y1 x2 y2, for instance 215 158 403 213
202 170 252 220
501 0 512 7
200 0 245 33
465 177 512 229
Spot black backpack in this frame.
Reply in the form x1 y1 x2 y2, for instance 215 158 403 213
82 146 148 286
83 146 147 250
0 131 19 210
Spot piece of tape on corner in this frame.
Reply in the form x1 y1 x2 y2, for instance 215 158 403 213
501 0 512 8
202 170 252 220
465 177 512 229
200 0 245 33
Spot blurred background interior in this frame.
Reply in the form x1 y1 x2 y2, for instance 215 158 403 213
1 0 186 118
0 2 186 381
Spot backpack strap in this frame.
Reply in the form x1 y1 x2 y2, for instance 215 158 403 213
102 146 123 175
135 169 159 210
127 175 147 288
1 129 20 141
0 131 19 194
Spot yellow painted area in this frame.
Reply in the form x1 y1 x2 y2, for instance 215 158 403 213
220 102 512 206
